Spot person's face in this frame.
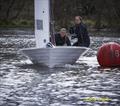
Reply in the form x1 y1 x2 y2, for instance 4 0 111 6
75 17 81 24
60 31 66 38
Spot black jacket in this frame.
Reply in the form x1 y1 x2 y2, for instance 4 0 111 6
70 23 90 47
55 33 71 46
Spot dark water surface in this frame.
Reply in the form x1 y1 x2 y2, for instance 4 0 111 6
0 31 120 106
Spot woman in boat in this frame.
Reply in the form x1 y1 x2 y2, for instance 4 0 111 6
69 16 90 47
55 28 71 46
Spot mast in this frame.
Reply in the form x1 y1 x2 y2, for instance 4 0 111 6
34 0 50 48
50 0 56 45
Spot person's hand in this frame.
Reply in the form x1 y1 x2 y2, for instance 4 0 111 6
71 34 77 39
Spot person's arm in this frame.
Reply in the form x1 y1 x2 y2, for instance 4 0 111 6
54 34 58 46
69 26 78 39
66 37 71 46
69 27 75 34
83 26 90 47
84 26 88 37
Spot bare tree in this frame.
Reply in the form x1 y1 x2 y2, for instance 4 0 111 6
11 0 26 20
6 0 16 20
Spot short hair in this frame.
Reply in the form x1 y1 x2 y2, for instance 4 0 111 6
75 16 82 21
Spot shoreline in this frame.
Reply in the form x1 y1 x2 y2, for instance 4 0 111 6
0 28 120 37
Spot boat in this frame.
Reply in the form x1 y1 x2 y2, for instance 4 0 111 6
20 0 89 67
21 47 88 67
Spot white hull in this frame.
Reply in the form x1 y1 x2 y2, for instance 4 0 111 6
20 47 88 67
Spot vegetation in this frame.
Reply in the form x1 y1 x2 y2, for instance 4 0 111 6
0 20 33 28
0 0 120 31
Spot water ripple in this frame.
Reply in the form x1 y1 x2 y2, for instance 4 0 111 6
0 32 120 106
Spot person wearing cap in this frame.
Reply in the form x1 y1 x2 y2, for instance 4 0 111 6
55 28 71 46
69 16 90 47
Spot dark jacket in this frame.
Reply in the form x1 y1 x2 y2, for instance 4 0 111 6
55 33 71 46
69 23 90 47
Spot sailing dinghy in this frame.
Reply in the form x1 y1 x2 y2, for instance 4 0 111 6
20 0 89 67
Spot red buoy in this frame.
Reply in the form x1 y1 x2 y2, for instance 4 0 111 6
97 42 120 67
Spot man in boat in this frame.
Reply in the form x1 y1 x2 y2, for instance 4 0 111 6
69 16 90 47
55 28 71 46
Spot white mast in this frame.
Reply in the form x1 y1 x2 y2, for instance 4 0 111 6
34 0 50 48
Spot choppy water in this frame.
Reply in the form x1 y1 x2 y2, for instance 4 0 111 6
0 30 120 106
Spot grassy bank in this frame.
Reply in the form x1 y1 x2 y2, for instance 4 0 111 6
0 20 34 28
0 19 120 37
0 19 119 29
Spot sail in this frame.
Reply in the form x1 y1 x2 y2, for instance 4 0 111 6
34 0 50 48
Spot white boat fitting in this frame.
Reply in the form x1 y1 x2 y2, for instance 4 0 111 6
20 0 89 67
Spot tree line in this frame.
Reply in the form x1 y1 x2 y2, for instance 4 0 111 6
0 0 120 30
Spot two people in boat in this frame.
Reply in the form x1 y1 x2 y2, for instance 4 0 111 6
54 16 90 47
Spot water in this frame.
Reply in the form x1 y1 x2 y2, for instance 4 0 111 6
0 30 120 106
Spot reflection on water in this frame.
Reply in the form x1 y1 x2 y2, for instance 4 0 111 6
0 31 120 106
